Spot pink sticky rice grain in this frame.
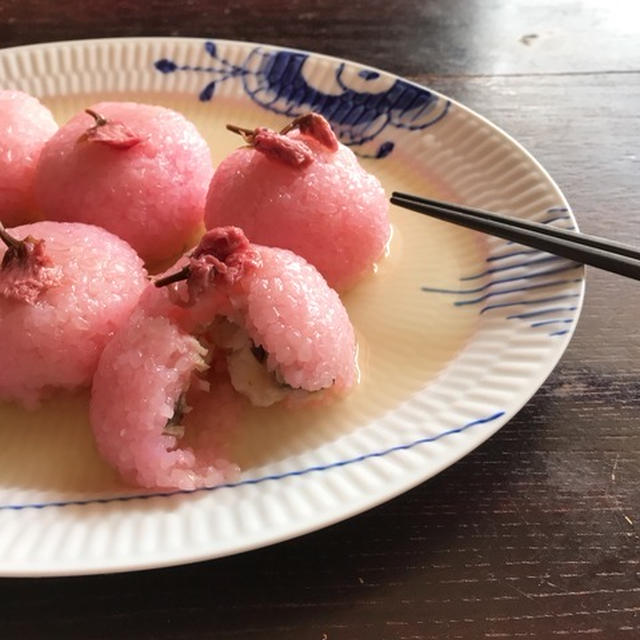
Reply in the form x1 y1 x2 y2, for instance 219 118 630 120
34 101 213 266
90 309 240 490
0 221 147 408
204 130 390 290
0 91 58 226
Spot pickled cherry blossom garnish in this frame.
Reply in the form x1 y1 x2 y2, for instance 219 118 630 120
0 222 62 304
154 227 261 305
225 113 339 168
77 108 143 149
280 113 339 151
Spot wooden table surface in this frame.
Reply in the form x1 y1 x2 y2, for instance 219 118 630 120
2 1 640 638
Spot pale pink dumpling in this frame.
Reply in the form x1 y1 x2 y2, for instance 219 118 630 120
0 91 58 226
0 221 148 408
205 115 390 290
34 101 214 265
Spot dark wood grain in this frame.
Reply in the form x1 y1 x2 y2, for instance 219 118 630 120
1 1 640 639
2 0 640 76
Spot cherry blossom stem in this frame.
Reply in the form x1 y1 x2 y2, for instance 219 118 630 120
279 114 309 135
154 266 191 288
85 108 108 126
226 123 256 144
0 222 22 251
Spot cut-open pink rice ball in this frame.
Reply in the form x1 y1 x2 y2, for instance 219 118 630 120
34 101 213 265
0 90 58 227
204 113 390 290
90 226 357 489
90 310 239 490
161 226 358 405
0 221 147 408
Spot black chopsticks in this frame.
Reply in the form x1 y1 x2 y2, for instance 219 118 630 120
391 192 640 281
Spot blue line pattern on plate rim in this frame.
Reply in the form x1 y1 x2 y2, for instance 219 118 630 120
0 411 505 512
154 40 450 159
462 254 565 280
421 207 583 335
422 264 582 296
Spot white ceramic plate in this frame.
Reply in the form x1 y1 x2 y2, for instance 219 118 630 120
0 37 584 576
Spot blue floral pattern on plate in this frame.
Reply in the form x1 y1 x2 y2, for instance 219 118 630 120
155 41 450 159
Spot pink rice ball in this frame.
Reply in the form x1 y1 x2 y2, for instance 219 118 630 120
158 227 358 402
0 221 147 408
91 310 239 490
226 244 357 395
34 101 213 266
204 118 390 290
0 90 58 226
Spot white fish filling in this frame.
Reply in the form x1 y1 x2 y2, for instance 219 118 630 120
227 341 289 407
206 318 291 407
